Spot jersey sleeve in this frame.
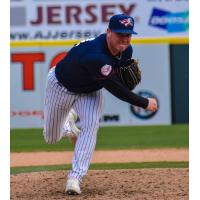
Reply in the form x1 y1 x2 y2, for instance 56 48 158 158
103 73 148 108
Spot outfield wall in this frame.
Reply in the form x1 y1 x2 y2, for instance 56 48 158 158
10 38 189 128
10 0 189 128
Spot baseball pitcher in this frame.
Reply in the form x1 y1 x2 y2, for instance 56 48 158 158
43 13 158 195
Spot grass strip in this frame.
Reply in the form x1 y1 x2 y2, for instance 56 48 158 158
11 124 189 152
11 161 188 175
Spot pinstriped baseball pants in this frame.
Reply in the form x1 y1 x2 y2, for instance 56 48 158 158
43 67 103 181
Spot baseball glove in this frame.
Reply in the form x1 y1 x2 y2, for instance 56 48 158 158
118 59 141 90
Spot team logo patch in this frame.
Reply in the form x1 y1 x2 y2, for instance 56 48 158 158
119 18 133 27
101 64 112 76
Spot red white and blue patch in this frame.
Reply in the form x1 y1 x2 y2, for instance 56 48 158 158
119 18 133 27
101 64 112 76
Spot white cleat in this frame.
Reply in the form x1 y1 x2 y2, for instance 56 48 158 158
65 178 81 195
63 109 80 143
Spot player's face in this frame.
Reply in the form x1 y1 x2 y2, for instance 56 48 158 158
107 29 132 55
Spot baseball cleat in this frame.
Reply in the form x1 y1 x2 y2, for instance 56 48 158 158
65 178 81 195
63 109 80 143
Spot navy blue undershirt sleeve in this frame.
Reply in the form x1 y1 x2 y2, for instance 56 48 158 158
102 74 148 109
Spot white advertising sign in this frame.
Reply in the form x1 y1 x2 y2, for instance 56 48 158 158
11 0 188 40
10 43 171 128
101 44 171 126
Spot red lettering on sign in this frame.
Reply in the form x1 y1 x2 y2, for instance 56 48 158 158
11 53 45 90
119 4 136 15
31 6 43 25
102 4 116 22
11 110 43 118
85 5 97 23
29 4 137 25
50 52 67 69
11 111 17 117
65 6 81 23
48 6 61 24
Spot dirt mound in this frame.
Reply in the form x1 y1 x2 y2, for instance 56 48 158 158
11 168 188 200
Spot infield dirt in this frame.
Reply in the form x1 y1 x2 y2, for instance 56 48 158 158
11 148 188 167
11 149 189 199
11 168 188 200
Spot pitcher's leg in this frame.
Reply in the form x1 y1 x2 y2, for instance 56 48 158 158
43 68 76 144
43 99 71 144
68 90 103 181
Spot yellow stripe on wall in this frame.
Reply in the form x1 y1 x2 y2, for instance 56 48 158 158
10 37 189 48
132 37 189 44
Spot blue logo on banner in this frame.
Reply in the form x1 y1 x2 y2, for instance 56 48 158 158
130 90 159 119
149 8 189 33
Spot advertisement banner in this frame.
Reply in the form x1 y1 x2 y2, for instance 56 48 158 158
10 43 171 128
11 0 188 40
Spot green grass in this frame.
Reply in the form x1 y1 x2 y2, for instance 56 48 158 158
10 161 189 175
10 124 188 152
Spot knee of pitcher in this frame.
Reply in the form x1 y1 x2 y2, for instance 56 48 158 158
43 130 58 144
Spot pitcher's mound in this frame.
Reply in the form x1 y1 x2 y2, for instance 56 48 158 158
11 168 188 200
